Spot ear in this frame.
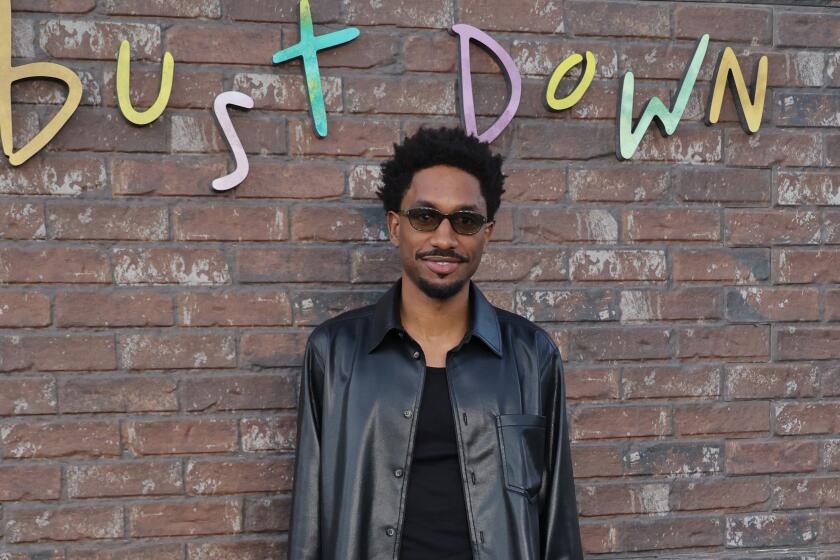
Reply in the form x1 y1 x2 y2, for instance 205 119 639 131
483 220 495 243
387 210 400 247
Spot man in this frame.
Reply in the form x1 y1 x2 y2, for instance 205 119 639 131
287 126 583 560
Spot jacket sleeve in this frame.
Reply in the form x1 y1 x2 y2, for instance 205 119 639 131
539 343 583 560
287 333 325 560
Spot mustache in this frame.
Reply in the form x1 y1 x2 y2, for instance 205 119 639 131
417 250 467 262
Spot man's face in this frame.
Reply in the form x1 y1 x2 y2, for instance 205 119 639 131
386 164 495 300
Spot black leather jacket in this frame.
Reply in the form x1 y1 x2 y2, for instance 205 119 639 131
287 277 583 560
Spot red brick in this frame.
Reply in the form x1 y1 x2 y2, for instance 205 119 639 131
0 334 116 372
632 127 722 163
623 365 720 400
623 208 719 242
571 444 623 478
671 477 769 511
185 458 293 494
180 374 296 411
241 161 344 199
674 402 770 437
777 170 840 205
517 208 617 243
118 332 235 370
171 113 286 155
567 0 669 38
0 156 106 196
725 128 821 167
569 166 667 202
776 92 840 127
49 108 167 153
111 157 228 197
572 327 670 362
173 204 287 241
624 441 723 476
513 288 615 323
0 377 56 415
775 402 840 435
166 24 280 65
511 39 617 78
59 376 177 414
673 167 770 203
773 475 840 509
0 291 50 327
502 166 565 201
177 291 291 327
725 209 820 246
5 505 123 543
516 122 613 160
776 248 840 283
619 516 722 552
566 367 619 401
1 420 120 458
128 499 240 536
726 363 819 400
39 20 161 60
67 460 182 498
672 248 769 283
102 0 220 18
189 540 285 559
726 512 819 548
458 0 563 33
777 11 840 48
237 247 349 283
777 327 840 360
55 291 173 327
124 418 238 455
571 405 670 440
13 0 95 12
102 69 223 110
0 201 44 239
726 286 819 322
112 247 230 285
0 464 61 501
226 0 340 22
677 324 769 361
675 5 771 44
239 330 311 368
620 42 718 81
726 439 820 474
344 0 453 28
288 118 400 157
291 205 385 241
619 288 721 322
0 246 110 283
345 76 455 115
243 496 291 532
577 481 669 516
47 203 168 240
569 249 666 281
241 415 297 452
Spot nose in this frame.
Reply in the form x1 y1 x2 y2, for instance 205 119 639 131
429 215 458 248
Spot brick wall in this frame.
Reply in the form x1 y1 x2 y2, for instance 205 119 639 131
0 0 838 557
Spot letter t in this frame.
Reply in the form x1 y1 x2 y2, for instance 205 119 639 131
273 0 359 137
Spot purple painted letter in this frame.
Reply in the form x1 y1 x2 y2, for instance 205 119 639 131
450 23 521 144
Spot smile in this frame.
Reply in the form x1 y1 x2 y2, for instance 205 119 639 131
422 259 461 275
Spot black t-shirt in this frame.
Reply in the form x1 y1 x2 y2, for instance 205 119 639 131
399 366 473 559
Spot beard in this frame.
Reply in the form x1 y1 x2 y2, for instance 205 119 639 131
415 273 468 300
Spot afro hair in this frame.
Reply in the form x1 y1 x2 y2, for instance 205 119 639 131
376 126 506 222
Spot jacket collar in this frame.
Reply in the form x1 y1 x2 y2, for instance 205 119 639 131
366 276 502 358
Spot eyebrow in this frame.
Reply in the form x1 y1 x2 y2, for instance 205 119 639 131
411 200 481 212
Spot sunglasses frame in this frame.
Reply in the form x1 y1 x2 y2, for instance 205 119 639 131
397 206 492 236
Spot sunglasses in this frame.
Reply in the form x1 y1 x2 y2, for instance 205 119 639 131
398 206 491 236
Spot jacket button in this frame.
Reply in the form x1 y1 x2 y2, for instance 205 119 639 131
394 468 403 477
403 409 412 418
386 527 395 536
412 350 420 359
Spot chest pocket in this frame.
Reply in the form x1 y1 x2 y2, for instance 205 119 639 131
495 413 546 500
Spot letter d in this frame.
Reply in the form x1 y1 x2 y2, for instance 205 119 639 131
450 23 521 144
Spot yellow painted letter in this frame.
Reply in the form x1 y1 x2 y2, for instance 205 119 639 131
0 0 82 166
116 39 174 125
545 51 595 111
707 46 767 133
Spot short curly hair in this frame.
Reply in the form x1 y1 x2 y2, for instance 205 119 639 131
376 126 506 222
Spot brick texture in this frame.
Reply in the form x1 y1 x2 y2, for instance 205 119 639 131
0 1 838 558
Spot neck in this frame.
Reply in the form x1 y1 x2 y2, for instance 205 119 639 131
398 273 470 345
